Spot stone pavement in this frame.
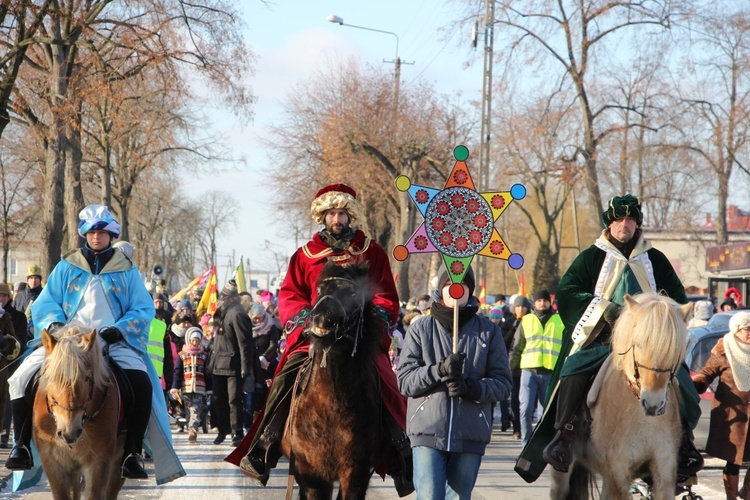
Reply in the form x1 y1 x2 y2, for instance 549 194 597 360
0 421 732 498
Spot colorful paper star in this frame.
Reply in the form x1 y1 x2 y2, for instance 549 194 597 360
393 145 525 299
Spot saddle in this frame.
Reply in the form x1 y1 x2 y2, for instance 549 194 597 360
586 355 613 408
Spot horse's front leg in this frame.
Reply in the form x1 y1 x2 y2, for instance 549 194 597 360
600 469 633 500
548 468 571 500
82 461 115 500
338 463 373 500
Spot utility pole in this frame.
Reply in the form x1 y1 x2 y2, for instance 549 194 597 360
476 0 495 291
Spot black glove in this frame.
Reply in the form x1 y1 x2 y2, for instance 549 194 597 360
437 352 466 378
99 326 122 344
602 303 622 326
47 322 65 335
446 376 482 400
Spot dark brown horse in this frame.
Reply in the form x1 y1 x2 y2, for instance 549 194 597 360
280 262 384 500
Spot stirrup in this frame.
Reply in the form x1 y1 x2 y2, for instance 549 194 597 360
239 451 270 487
121 453 148 479
5 444 33 470
543 424 574 473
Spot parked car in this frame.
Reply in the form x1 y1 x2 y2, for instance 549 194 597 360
684 309 743 450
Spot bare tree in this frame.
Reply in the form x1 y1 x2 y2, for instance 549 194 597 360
266 58 475 299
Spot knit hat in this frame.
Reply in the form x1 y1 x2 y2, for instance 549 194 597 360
186 326 203 341
437 266 475 298
730 312 750 335
489 306 504 319
249 302 265 317
601 194 643 227
153 293 167 302
310 183 361 225
77 204 121 238
179 299 193 311
693 300 714 322
220 279 239 300
112 241 134 259
26 265 42 279
512 295 528 309
199 313 212 328
532 289 551 302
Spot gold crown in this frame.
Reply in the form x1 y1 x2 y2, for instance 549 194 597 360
26 265 42 277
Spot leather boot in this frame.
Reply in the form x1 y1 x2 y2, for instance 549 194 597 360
724 472 739 499
121 453 148 479
5 397 33 470
543 420 575 473
676 427 704 479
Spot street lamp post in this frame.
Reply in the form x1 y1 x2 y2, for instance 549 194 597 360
327 15 411 126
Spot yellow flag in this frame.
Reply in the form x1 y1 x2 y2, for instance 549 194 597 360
196 266 218 317
233 258 247 294
170 267 212 303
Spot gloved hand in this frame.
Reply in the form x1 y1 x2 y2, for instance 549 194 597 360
446 376 482 400
602 303 622 326
99 326 122 344
437 352 466 378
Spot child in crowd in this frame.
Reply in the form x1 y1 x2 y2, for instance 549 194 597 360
171 327 209 443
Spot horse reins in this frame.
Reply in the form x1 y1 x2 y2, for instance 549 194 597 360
309 276 366 366
619 344 678 400
46 375 110 424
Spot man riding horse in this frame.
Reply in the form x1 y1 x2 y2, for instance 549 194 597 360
6 205 184 484
232 183 414 496
516 194 703 482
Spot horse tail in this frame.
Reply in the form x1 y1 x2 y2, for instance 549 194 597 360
566 462 592 500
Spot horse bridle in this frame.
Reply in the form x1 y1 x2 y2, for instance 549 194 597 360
619 344 678 400
309 277 366 351
46 375 110 425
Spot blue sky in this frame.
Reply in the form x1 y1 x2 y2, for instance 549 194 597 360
185 0 484 284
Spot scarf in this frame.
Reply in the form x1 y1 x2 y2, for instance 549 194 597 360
430 302 479 332
723 332 750 392
606 228 641 258
252 313 273 338
182 344 203 355
319 227 356 252
171 323 187 338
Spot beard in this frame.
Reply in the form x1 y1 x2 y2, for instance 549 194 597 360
326 222 350 236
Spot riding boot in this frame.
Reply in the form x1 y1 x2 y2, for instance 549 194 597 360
239 352 305 486
5 397 33 470
383 413 414 498
724 472 739 499
543 415 576 473
676 425 704 480
121 369 152 479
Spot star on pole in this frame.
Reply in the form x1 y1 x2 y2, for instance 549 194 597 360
393 145 525 300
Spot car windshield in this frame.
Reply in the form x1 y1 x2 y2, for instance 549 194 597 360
688 335 723 373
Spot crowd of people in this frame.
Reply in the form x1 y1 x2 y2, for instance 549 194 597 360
1 189 748 499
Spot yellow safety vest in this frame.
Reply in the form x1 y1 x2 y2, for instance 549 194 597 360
148 318 167 378
519 313 564 370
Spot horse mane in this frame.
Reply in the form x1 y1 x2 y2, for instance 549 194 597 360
41 324 109 392
610 292 687 371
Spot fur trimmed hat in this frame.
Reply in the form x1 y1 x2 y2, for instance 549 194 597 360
602 194 643 227
310 183 361 225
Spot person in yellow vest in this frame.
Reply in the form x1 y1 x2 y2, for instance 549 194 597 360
509 289 563 447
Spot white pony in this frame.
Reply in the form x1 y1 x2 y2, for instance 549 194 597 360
550 293 693 500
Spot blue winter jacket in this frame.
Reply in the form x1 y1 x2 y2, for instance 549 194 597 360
397 305 512 455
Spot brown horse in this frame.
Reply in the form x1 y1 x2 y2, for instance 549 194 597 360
33 325 124 500
280 262 384 500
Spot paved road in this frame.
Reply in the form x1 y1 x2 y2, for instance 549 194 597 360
0 421 731 499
